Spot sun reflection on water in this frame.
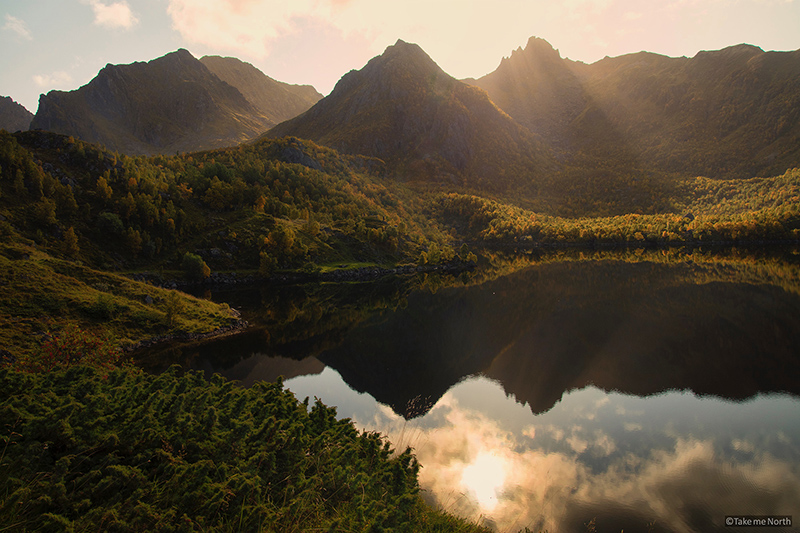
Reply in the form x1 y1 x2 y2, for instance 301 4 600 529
460 452 507 511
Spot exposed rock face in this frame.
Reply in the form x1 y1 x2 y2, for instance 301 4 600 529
29 49 318 156
267 40 552 190
0 96 33 132
470 38 800 178
199 55 322 125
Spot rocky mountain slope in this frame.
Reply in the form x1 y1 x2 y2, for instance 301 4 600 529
29 50 317 155
267 40 553 190
199 55 322 125
0 96 33 132
471 38 800 179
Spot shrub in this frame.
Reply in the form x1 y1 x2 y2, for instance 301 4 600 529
182 252 210 282
17 325 122 372
96 212 124 234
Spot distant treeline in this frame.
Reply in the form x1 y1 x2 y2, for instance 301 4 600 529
436 168 800 246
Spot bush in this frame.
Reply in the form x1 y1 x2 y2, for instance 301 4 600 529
182 252 210 282
16 324 122 372
96 212 124 234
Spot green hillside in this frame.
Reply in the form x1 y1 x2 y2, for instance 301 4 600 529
0 129 472 358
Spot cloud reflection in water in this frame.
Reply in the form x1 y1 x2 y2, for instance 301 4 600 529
349 377 800 533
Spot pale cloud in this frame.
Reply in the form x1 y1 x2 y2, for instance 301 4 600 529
3 14 32 40
163 0 548 74
166 0 317 58
82 0 139 29
33 71 74 88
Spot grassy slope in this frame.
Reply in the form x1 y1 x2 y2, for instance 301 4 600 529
0 242 238 359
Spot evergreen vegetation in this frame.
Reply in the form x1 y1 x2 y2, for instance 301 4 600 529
0 365 489 532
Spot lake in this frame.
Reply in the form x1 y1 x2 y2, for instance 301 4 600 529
138 249 800 532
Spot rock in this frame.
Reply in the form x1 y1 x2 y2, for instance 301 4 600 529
281 144 322 170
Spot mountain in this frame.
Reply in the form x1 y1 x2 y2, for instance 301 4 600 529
471 38 800 179
0 96 33 132
199 55 322 125
29 49 315 155
267 40 552 190
464 37 586 151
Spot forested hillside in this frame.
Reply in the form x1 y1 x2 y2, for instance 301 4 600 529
0 129 471 359
0 130 455 273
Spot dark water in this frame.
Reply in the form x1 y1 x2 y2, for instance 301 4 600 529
138 251 800 532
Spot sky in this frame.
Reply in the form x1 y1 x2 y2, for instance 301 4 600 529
2 0 800 114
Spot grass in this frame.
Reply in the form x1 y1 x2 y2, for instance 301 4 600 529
0 242 239 359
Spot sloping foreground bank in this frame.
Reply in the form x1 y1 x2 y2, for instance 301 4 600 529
0 366 489 533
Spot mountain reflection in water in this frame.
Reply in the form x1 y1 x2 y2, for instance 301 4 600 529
137 252 800 532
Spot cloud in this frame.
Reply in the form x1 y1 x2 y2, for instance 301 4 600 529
163 0 546 67
33 71 74 89
3 14 32 40
82 0 139 29
166 0 317 58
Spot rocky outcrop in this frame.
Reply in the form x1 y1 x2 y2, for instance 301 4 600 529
199 56 321 125
0 96 33 132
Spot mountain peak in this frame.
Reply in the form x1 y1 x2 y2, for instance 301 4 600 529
524 36 560 57
30 49 288 155
267 40 547 188
693 43 764 62
503 36 561 65
377 39 440 71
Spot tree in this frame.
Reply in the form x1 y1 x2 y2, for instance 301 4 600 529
63 227 79 258
259 251 277 276
96 175 113 203
164 290 184 327
126 227 142 256
182 252 210 282
34 198 57 226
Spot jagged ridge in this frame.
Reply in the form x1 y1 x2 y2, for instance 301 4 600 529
268 39 553 190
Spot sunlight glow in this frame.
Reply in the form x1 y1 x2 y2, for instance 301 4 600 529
460 452 506 511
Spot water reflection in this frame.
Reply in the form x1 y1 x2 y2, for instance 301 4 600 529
136 252 800 531
285 372 800 533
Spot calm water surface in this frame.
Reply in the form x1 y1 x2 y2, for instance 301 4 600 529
140 251 800 532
